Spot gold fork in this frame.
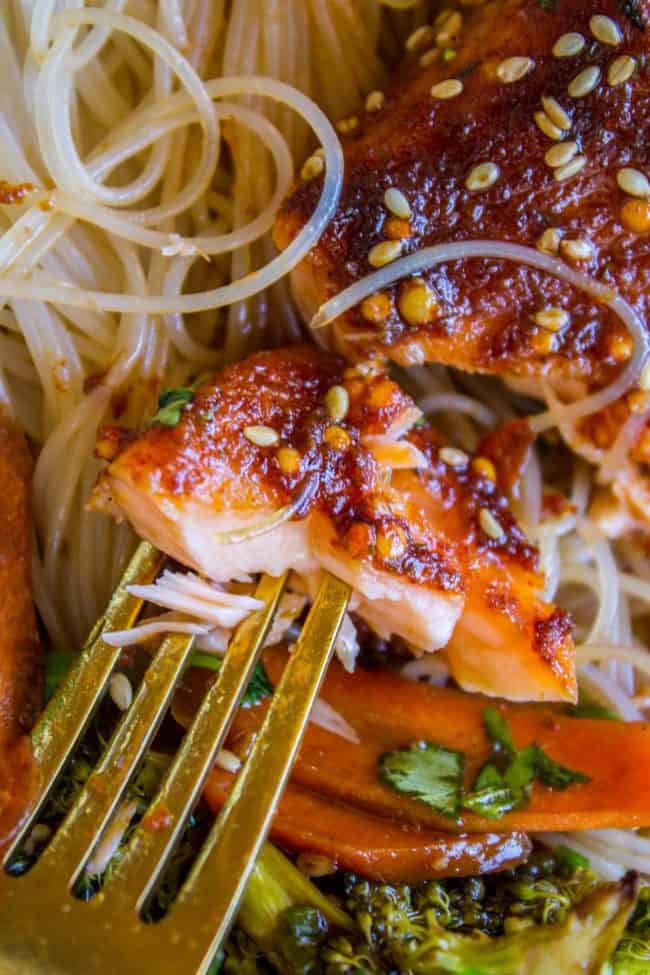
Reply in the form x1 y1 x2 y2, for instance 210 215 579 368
0 542 350 974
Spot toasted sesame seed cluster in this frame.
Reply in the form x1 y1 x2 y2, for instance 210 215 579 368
276 0 650 531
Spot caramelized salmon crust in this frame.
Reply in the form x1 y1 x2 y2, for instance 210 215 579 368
0 419 41 844
91 346 576 703
275 0 650 528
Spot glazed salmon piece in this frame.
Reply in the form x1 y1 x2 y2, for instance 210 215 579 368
275 0 650 530
91 346 575 702
0 418 42 844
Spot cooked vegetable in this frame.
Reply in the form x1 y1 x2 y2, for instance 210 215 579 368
257 649 650 833
205 768 531 883
249 854 638 974
151 387 194 427
378 742 464 818
188 654 273 709
610 886 650 975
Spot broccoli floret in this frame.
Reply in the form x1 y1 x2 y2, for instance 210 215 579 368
610 885 650 974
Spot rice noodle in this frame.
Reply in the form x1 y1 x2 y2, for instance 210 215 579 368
310 240 648 433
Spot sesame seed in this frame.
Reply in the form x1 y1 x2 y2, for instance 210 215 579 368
376 525 407 560
544 141 578 168
384 217 412 240
300 154 324 181
472 457 497 482
568 65 601 98
534 110 564 141
620 198 650 233
560 237 594 262
537 227 562 254
323 425 351 451
109 672 133 711
368 240 403 268
336 115 359 135
552 32 586 58
479 508 505 540
419 48 440 67
436 11 462 46
325 384 350 422
361 292 392 323
607 55 636 86
384 187 412 219
628 389 650 414
398 278 438 325
439 446 469 467
639 361 650 391
277 446 301 475
406 24 436 52
534 307 569 331
434 8 454 28
554 155 587 181
431 78 463 99
531 329 557 354
243 424 279 447
589 14 622 46
617 167 650 199
465 161 500 191
540 96 571 131
496 56 534 83
609 334 633 361
365 90 385 112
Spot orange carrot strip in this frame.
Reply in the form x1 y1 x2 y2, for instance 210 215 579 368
204 767 531 883
259 648 650 833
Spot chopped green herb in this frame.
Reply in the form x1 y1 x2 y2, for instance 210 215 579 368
45 650 74 700
442 48 457 62
503 744 537 802
483 707 515 758
379 741 464 818
555 845 590 871
463 763 517 819
537 0 557 10
188 653 273 709
152 387 194 427
618 0 646 30
566 702 620 721
533 745 591 790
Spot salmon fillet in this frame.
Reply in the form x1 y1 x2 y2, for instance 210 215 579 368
90 346 575 702
0 418 41 844
275 0 650 530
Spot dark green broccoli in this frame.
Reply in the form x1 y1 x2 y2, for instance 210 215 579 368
610 885 650 974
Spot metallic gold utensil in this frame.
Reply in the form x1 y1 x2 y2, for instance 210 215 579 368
0 541 350 974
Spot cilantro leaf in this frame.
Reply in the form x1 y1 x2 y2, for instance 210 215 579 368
152 387 194 427
45 650 74 700
483 707 516 758
379 741 464 818
188 654 273 708
533 745 591 789
463 764 517 819
503 744 537 802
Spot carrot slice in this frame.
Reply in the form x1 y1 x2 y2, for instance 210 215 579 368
258 648 650 833
204 767 531 883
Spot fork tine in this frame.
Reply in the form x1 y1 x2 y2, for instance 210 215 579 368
2 541 163 870
27 630 195 890
166 572 350 974
108 571 288 913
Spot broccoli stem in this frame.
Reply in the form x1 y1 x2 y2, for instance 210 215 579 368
238 843 353 953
